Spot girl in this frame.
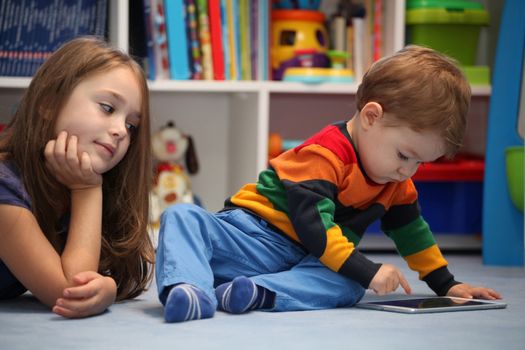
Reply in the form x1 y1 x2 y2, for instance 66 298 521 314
0 37 154 318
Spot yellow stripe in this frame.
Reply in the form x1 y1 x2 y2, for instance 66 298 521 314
319 225 354 271
230 184 299 242
404 244 448 279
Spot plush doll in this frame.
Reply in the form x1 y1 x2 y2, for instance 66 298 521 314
149 121 199 229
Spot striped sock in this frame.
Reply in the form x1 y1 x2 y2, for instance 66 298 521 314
215 276 275 314
164 284 215 323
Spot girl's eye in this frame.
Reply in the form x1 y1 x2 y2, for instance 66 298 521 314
126 122 137 133
397 151 409 161
100 103 115 114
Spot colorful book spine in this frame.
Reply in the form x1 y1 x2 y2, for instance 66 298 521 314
226 0 239 80
185 0 202 80
143 0 156 80
208 0 225 80
220 0 230 80
373 0 382 62
239 0 251 80
250 0 258 80
164 0 190 80
195 0 213 80
151 0 170 80
257 0 269 80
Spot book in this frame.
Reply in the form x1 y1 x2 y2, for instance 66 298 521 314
220 0 230 80
372 0 382 62
143 0 156 80
129 0 149 71
226 0 240 80
185 0 203 80
208 0 225 80
151 0 170 80
195 0 213 80
239 0 251 80
164 0 191 80
257 0 269 80
0 0 108 77
250 0 258 80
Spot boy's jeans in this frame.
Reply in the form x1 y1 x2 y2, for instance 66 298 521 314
156 203 365 311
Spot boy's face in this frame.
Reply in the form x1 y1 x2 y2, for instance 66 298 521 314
357 115 445 185
54 67 142 174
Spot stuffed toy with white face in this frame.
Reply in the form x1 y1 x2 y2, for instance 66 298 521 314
149 121 199 231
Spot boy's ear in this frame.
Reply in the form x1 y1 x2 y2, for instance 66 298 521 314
360 102 384 130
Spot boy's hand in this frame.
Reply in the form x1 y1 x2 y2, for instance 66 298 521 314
44 131 103 190
369 264 412 295
52 271 117 318
446 283 501 300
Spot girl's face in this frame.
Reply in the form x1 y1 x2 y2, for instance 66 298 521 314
54 66 142 174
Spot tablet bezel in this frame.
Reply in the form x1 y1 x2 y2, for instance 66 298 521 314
355 296 507 314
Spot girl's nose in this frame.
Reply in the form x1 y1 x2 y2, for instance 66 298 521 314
110 119 127 139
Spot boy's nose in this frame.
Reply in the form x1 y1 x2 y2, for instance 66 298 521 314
398 164 419 179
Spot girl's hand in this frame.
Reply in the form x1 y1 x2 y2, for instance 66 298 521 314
369 263 412 295
44 131 102 190
447 283 502 300
52 271 117 318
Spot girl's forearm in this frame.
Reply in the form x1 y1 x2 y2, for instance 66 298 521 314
61 186 103 280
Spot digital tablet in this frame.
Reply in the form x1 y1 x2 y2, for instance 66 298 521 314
355 297 507 314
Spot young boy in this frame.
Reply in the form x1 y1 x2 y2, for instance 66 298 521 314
155 45 501 323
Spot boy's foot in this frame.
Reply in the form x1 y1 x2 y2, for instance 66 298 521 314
164 284 215 323
215 276 275 314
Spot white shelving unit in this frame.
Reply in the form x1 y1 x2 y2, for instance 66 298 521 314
0 0 491 236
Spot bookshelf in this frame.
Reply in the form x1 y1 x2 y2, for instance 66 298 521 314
0 0 492 250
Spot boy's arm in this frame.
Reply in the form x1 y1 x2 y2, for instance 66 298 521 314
382 200 461 296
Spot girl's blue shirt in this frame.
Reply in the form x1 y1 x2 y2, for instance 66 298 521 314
0 160 31 298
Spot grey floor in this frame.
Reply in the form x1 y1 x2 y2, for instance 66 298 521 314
1 254 523 350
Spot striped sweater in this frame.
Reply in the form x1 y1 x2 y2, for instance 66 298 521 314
226 122 459 296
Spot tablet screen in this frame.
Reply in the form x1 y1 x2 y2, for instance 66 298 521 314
356 297 507 313
370 297 490 309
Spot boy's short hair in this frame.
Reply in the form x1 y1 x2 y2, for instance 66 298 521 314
356 45 471 158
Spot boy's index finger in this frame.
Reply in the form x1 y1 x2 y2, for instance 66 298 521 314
398 272 412 295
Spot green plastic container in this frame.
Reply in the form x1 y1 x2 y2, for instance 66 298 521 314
461 65 490 85
505 146 524 212
406 0 490 66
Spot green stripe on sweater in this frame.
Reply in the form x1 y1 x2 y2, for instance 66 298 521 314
317 198 361 245
384 217 435 256
317 198 336 230
256 169 290 214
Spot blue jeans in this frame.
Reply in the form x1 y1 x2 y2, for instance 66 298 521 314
156 203 365 311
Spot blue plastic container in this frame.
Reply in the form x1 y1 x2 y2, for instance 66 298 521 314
366 181 482 235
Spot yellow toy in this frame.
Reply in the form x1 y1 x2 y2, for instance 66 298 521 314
271 9 329 80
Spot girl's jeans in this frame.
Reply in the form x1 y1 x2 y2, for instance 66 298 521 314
156 203 365 311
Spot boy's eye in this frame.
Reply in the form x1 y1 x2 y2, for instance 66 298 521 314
397 151 409 161
100 103 114 114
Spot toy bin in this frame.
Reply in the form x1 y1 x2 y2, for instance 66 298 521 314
405 0 489 67
366 156 484 235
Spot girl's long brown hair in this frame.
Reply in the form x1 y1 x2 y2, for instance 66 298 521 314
0 37 154 300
